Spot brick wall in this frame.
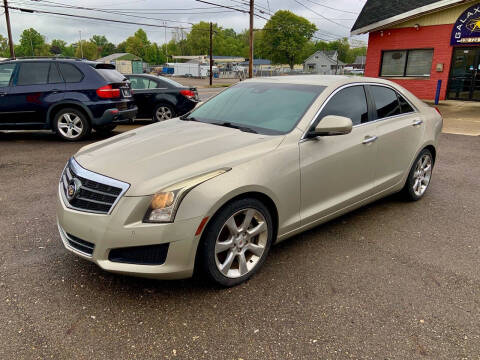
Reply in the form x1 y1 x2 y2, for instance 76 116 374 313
365 24 454 100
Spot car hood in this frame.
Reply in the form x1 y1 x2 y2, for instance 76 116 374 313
74 119 284 196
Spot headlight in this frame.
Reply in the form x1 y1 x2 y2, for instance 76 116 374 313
143 168 231 223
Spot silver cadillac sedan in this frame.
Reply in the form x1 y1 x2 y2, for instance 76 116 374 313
57 76 442 286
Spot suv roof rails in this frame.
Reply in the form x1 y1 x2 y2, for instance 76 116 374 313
2 56 90 61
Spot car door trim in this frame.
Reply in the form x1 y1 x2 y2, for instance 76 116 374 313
299 82 419 142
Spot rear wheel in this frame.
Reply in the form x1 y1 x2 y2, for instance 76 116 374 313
53 108 91 141
200 198 274 287
153 103 175 122
402 148 434 201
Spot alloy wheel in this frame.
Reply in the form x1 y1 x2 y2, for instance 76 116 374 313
412 154 432 197
214 208 268 279
57 113 84 139
155 106 173 121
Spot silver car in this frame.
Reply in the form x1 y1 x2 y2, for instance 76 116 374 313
56 76 443 286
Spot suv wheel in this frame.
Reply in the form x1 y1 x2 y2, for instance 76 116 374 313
153 103 175 122
54 108 91 141
200 198 274 287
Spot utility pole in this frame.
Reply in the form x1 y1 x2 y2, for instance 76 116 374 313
79 30 83 58
209 22 213 86
3 0 15 58
248 0 254 78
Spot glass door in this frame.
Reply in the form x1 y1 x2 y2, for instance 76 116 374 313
447 47 480 101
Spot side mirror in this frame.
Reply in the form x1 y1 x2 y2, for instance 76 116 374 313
308 115 353 137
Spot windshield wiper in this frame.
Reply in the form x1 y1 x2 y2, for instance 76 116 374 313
180 114 199 121
214 122 258 134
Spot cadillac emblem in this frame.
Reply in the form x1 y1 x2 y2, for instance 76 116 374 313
67 178 82 201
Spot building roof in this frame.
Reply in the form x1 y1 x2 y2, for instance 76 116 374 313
239 59 271 66
304 50 345 65
96 53 141 62
351 0 467 34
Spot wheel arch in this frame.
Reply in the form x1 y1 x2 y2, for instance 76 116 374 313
47 101 93 127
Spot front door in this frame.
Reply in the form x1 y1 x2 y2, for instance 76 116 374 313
447 47 480 101
299 85 378 227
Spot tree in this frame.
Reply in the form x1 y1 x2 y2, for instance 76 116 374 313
74 40 99 60
261 11 317 69
0 35 10 57
125 29 150 59
50 39 66 55
90 35 115 57
16 28 50 56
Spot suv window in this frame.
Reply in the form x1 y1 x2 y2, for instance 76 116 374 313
17 62 50 85
48 63 63 84
0 63 16 87
398 93 414 114
317 85 368 126
58 63 83 83
96 68 126 83
369 85 402 119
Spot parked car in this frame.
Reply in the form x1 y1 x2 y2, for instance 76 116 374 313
125 74 198 121
0 58 137 141
57 76 442 287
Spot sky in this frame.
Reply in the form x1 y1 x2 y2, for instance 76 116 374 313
4 0 368 45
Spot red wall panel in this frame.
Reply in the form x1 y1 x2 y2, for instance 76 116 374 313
365 24 454 100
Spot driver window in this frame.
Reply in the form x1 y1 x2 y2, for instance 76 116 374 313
317 86 369 126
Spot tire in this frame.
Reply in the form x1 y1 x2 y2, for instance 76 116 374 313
94 124 117 136
402 148 434 201
199 198 274 287
53 107 91 141
153 103 175 122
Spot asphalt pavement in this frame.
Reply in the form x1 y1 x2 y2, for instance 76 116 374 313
0 130 479 359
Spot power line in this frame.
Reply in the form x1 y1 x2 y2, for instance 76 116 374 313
303 0 360 15
5 5 197 30
193 0 269 20
294 0 350 29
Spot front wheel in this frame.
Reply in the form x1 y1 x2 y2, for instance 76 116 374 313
200 198 274 287
53 108 91 141
153 103 175 122
402 148 434 201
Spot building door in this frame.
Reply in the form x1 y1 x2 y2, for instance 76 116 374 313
447 47 480 101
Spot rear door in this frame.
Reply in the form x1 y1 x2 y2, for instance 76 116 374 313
0 62 17 125
128 75 161 116
7 62 65 126
299 85 378 226
367 85 424 190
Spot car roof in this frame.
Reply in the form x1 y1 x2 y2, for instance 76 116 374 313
245 75 400 88
1 58 98 66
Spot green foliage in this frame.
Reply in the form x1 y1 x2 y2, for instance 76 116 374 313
16 28 50 57
90 35 116 57
74 40 98 60
260 11 317 69
0 35 10 57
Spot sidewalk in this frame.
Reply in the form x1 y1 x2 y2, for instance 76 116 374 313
424 100 480 136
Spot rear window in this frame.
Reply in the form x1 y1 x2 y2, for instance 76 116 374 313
96 68 126 83
58 63 83 83
157 76 184 88
0 63 16 86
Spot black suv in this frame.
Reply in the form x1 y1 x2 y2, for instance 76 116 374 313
0 58 137 141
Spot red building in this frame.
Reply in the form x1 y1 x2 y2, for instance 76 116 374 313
352 0 480 101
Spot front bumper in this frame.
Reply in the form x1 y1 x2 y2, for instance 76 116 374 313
56 185 203 279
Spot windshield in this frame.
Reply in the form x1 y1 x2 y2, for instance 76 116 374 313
186 82 325 135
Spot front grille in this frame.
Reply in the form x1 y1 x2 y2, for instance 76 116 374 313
109 243 169 265
61 158 129 214
66 233 95 255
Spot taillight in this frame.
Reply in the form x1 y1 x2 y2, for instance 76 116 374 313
180 89 196 99
96 85 120 99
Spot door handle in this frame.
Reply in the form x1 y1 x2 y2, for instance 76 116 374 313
412 119 423 126
362 135 377 144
